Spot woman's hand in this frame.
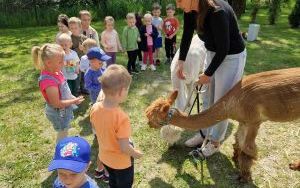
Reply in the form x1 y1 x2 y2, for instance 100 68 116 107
197 73 211 85
176 60 186 80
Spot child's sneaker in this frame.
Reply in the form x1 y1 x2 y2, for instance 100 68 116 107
150 64 156 71
165 58 170 64
132 69 140 74
94 168 104 179
200 141 220 157
155 59 161 66
101 174 109 184
141 64 147 71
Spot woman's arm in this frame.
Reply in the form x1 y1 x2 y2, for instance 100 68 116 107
178 11 197 61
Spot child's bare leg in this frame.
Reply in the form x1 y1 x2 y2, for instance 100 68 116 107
155 49 160 60
56 130 68 143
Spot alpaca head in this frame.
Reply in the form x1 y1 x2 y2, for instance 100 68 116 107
145 90 178 129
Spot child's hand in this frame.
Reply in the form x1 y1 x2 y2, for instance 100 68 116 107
137 37 141 42
145 33 149 37
79 44 84 51
134 149 143 159
74 96 84 105
105 46 114 51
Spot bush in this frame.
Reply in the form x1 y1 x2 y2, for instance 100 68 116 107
0 0 176 28
288 0 300 28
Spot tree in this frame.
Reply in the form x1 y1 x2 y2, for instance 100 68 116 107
288 0 300 27
251 0 261 23
228 0 247 19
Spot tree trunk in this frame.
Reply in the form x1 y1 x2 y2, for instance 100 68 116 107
228 0 247 19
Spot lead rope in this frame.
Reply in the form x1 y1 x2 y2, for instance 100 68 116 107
184 82 211 183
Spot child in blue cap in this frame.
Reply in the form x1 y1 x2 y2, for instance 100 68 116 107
84 47 111 104
48 136 99 188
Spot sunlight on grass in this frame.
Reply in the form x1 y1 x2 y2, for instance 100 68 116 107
0 7 299 188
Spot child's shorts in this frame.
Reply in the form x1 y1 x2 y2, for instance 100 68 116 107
154 37 163 49
45 104 74 131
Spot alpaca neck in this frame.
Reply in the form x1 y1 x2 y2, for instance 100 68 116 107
169 101 228 131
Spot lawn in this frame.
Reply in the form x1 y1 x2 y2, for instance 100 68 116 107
0 8 299 188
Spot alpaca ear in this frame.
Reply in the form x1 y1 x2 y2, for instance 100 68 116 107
160 104 170 114
168 90 178 105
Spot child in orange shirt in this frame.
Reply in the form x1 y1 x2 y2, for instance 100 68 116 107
90 64 143 188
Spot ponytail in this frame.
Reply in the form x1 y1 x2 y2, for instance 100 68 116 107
31 43 64 70
32 46 43 70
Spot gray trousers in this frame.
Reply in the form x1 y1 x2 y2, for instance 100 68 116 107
202 49 247 142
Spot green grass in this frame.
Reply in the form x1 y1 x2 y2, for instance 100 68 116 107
0 8 300 188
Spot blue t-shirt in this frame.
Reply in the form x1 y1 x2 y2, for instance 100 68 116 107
84 68 105 92
152 17 163 38
53 175 99 188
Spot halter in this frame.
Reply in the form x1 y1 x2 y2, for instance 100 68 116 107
159 108 177 126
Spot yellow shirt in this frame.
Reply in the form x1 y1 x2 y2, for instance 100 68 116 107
90 103 131 169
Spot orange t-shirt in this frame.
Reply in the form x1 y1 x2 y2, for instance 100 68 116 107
90 103 131 169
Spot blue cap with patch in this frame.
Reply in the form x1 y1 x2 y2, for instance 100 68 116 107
48 136 91 173
87 47 111 61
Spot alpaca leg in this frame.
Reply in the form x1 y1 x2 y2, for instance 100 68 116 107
238 123 260 183
238 151 255 183
232 124 245 168
289 160 300 171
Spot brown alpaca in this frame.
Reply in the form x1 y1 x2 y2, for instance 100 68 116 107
289 160 300 171
145 67 300 182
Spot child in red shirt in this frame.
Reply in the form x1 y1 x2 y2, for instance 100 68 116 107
163 3 180 64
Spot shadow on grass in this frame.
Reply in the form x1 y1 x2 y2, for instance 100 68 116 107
158 144 258 187
88 136 109 188
156 121 259 187
41 171 57 188
149 177 175 188
74 96 93 136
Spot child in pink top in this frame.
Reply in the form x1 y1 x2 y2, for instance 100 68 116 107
101 16 123 67
32 43 84 143
140 13 158 71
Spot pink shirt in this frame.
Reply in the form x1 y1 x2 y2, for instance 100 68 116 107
39 70 65 103
101 29 122 52
146 25 153 46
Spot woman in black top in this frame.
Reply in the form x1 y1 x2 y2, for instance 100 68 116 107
177 0 247 157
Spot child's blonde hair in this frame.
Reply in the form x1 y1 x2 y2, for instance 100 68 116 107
57 33 72 44
144 13 152 20
68 17 81 26
79 10 91 18
82 38 98 53
104 16 115 25
126 13 135 20
32 43 64 70
99 64 132 96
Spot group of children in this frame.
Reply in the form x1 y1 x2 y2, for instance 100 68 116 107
33 3 180 188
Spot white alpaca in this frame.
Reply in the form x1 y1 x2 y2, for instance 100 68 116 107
161 35 207 145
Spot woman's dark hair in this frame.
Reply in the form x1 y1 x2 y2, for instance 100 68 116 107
197 0 218 32
57 14 69 28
